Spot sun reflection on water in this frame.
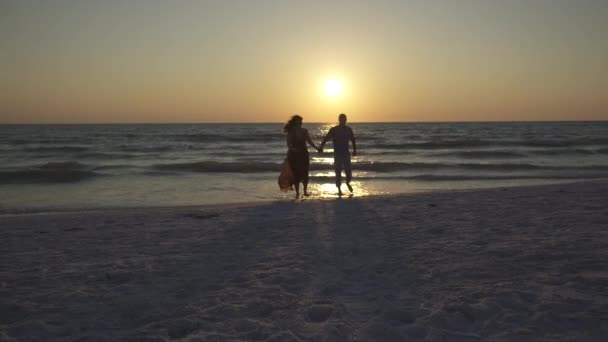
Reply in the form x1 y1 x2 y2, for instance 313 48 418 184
306 181 373 199
310 156 335 164
312 124 334 139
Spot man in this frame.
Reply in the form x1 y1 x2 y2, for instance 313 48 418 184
319 113 357 196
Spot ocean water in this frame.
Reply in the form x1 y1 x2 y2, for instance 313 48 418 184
1 122 607 213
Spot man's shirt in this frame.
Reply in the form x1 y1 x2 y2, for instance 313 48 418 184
327 125 354 156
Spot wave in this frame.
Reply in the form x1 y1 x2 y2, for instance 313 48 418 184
370 138 608 150
3 159 608 184
517 138 608 147
93 164 139 171
151 160 608 174
152 161 282 173
5 138 96 145
117 145 175 152
0 161 100 184
595 148 608 154
0 169 98 184
174 133 285 143
5 159 608 181
340 161 608 172
204 151 284 158
76 152 142 159
529 149 596 156
405 174 608 181
372 140 488 149
429 151 525 159
358 149 414 156
20 145 91 153
37 161 89 170
309 174 608 182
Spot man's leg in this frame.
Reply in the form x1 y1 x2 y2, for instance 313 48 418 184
344 156 353 193
334 155 343 193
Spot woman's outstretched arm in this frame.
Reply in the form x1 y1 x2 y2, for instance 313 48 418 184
305 129 319 151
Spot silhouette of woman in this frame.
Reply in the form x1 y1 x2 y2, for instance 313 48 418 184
283 115 319 198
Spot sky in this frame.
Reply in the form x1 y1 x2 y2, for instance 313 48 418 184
1 0 607 123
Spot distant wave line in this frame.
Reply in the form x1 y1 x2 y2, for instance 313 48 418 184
149 160 608 173
372 138 608 149
3 159 608 184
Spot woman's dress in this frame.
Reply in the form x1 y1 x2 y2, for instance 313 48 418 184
287 130 309 184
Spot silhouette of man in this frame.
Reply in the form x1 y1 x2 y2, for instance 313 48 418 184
319 113 357 196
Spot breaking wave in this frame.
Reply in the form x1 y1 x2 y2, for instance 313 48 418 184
151 161 608 173
0 161 99 184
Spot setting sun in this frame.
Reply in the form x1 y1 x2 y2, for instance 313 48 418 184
324 79 344 97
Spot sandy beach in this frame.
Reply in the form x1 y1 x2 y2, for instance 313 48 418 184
1 181 607 341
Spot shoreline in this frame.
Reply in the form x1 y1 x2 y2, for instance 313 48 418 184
0 178 599 217
2 180 607 341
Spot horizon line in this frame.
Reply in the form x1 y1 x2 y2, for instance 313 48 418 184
0 119 607 125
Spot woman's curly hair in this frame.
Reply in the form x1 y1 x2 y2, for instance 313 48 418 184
283 115 303 133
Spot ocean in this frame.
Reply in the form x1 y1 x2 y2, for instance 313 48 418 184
1 122 607 213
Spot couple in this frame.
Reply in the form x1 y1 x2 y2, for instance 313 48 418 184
281 113 357 198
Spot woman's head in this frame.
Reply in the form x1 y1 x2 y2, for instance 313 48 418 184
284 115 303 133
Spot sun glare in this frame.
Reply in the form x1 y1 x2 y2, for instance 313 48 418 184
324 79 344 97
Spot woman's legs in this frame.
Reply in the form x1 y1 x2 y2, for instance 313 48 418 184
303 154 310 196
290 152 309 198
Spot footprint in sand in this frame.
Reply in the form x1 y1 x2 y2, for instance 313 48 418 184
166 318 204 339
306 305 334 322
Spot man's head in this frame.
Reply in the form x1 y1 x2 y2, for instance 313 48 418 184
338 113 347 125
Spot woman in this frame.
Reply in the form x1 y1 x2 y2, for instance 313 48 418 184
283 115 319 198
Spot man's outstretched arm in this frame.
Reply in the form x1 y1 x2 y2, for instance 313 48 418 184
318 128 333 152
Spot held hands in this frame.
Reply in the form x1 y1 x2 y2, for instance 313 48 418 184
314 148 356 155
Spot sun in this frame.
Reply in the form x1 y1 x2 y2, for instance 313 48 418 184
324 79 344 97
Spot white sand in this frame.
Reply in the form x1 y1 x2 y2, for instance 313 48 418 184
1 181 608 341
